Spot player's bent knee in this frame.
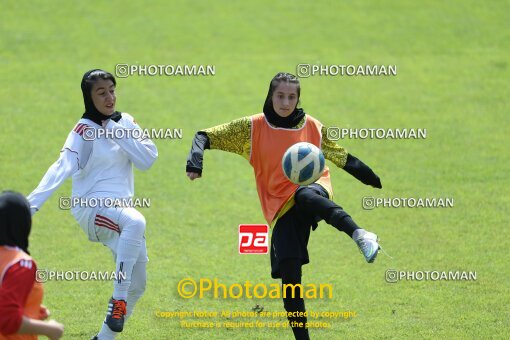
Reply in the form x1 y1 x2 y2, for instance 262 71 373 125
124 211 146 237
133 216 146 234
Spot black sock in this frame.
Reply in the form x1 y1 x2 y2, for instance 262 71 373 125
280 259 310 340
328 212 360 238
294 186 360 237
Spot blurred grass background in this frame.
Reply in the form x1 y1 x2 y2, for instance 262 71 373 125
0 0 508 338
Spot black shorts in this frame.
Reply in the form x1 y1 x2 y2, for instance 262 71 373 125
270 184 329 279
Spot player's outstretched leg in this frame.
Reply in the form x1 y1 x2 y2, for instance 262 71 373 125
294 185 380 263
280 259 310 340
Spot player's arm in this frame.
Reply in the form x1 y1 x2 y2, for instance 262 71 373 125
17 318 64 340
321 126 382 188
105 113 158 171
27 127 89 214
186 117 251 179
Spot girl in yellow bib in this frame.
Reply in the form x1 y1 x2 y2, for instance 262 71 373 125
186 72 382 340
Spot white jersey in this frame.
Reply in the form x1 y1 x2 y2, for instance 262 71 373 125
27 112 158 212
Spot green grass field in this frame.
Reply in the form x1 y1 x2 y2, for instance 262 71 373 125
1 1 509 339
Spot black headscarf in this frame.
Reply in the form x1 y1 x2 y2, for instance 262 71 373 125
81 69 122 125
262 73 305 128
0 191 32 254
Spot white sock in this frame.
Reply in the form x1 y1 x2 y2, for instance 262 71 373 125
98 322 119 339
352 229 365 240
113 237 142 300
126 260 147 319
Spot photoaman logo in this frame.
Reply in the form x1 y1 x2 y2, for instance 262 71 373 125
239 224 268 254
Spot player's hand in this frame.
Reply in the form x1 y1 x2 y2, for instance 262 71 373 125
187 172 201 180
45 320 64 340
372 176 382 189
39 305 50 320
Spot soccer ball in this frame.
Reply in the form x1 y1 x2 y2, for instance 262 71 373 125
282 142 325 186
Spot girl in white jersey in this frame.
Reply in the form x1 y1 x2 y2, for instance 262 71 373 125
27 69 158 340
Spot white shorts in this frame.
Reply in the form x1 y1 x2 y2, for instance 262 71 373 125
71 205 148 263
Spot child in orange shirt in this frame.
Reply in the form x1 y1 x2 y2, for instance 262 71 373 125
0 191 64 340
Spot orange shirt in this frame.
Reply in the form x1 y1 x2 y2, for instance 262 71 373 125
0 246 43 340
249 113 332 224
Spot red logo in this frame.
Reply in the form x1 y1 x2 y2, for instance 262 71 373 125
239 224 269 254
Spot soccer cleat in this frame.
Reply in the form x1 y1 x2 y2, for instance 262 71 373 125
353 230 380 263
104 297 127 332
90 335 98 340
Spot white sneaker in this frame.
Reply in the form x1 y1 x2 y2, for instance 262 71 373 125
353 229 380 263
